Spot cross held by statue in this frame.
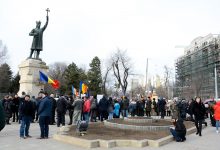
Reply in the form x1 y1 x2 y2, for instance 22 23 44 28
46 8 50 16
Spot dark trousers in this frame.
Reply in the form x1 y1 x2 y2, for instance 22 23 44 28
170 128 186 142
167 110 171 116
12 110 19 122
57 112 65 127
195 119 203 135
100 111 108 121
160 110 166 119
50 110 56 125
90 109 97 122
68 110 73 124
146 111 151 117
39 116 50 138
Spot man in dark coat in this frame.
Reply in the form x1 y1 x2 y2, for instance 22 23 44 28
12 94 20 122
67 96 74 125
56 96 67 127
49 94 57 125
158 98 166 119
121 96 129 118
0 100 5 131
98 95 109 121
19 95 34 139
37 91 52 139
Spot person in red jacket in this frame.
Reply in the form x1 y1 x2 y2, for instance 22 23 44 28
214 101 220 134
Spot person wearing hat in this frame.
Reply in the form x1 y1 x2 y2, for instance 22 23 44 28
37 91 52 139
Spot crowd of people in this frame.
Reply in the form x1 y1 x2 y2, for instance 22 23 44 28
0 92 220 142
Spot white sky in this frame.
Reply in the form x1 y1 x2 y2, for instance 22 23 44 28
1 0 220 80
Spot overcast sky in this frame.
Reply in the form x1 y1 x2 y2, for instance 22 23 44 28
1 0 220 80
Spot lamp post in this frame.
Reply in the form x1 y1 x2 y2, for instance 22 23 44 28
215 64 218 100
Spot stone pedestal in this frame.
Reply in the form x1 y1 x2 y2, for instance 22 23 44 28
18 59 48 97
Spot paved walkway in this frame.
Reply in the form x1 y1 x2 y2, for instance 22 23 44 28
0 121 219 150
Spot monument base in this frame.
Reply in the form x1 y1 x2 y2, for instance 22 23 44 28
18 58 48 97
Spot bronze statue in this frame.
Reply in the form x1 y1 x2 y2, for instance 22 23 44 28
29 8 50 59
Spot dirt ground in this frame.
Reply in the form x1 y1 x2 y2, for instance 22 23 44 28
110 118 172 126
66 120 195 140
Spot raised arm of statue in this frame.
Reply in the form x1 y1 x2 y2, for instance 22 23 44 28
42 16 49 31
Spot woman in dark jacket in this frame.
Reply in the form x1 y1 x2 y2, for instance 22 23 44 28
192 97 206 136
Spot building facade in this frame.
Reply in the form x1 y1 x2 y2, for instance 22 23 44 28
175 34 220 100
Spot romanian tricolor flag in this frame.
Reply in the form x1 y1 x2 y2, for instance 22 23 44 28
79 81 88 94
39 71 60 89
72 85 78 96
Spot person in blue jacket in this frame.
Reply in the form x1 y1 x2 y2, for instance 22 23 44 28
37 91 52 139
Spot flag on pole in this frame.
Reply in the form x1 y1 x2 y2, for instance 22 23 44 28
39 71 60 89
72 85 78 96
79 81 88 94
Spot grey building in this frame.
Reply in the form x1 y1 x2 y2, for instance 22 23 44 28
175 34 220 100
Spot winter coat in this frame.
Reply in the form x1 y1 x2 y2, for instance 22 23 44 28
50 97 57 112
214 101 220 120
121 98 129 110
38 96 52 117
128 101 136 113
158 99 166 112
98 97 109 112
114 103 120 116
12 97 20 112
146 100 152 111
175 119 186 139
0 101 5 131
171 102 178 120
3 100 12 118
19 100 34 117
107 99 114 113
152 100 158 111
56 97 67 114
72 98 83 111
192 101 206 120
83 99 91 113
90 98 97 110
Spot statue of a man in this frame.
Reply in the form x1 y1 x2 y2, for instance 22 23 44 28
29 9 49 59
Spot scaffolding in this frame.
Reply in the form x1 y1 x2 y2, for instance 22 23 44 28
175 34 220 100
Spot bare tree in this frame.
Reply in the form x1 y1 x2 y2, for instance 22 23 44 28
111 49 132 96
102 66 112 95
47 62 67 94
0 40 8 64
164 65 173 99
